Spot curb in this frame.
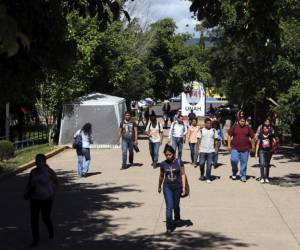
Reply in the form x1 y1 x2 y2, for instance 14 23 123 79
0 146 68 182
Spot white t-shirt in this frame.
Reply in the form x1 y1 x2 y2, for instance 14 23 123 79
146 122 163 143
197 128 218 153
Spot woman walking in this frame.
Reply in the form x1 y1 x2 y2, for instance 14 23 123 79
24 154 58 246
212 120 224 168
255 125 276 183
158 145 186 234
186 118 199 166
74 123 93 177
146 113 164 168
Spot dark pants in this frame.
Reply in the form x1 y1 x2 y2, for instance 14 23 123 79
163 185 181 230
199 152 214 179
189 143 197 164
259 150 272 179
172 137 184 160
149 142 160 164
30 199 54 244
122 138 134 166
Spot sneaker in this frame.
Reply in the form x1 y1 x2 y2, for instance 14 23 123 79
166 229 172 235
206 179 211 183
121 165 127 170
265 178 269 183
241 178 246 183
231 175 237 180
260 179 265 184
199 176 205 181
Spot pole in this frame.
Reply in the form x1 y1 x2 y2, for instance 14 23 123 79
5 102 10 140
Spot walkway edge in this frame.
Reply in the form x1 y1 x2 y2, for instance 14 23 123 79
0 146 68 182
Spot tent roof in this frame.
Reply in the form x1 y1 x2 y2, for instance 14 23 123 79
73 93 125 106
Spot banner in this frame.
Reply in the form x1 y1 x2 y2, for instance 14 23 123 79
181 81 205 116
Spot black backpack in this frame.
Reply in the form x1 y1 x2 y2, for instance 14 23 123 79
72 131 82 149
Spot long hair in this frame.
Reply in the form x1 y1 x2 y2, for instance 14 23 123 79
82 123 92 135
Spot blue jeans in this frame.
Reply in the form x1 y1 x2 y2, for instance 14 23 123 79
259 150 272 179
199 152 214 179
77 148 91 176
149 142 160 164
122 138 134 166
189 143 197 163
231 149 249 180
163 184 181 230
172 137 184 160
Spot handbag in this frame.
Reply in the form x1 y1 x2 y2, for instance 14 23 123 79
72 133 82 149
181 174 190 198
133 144 140 153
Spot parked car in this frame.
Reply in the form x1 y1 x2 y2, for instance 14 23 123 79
169 95 181 102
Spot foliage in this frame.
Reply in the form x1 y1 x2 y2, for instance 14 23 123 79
0 140 14 161
0 144 53 173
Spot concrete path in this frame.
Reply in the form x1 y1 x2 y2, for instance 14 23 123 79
0 139 300 250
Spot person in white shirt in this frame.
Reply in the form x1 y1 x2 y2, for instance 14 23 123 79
197 118 218 183
146 113 164 168
73 123 93 177
169 115 187 160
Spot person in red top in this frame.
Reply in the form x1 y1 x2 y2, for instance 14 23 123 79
228 117 255 182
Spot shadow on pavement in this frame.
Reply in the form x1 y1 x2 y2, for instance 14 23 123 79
0 170 254 250
269 174 300 187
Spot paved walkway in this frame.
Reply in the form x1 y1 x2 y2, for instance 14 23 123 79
0 139 300 250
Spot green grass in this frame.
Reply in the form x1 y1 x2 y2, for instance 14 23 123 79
0 144 54 173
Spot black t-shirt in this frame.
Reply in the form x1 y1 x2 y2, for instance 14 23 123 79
120 120 137 140
258 133 273 151
161 159 183 187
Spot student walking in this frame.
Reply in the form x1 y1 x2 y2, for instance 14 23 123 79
118 111 138 169
158 145 186 234
186 118 199 165
255 118 275 140
169 115 187 160
255 125 276 183
228 117 255 182
74 123 93 177
212 120 224 168
24 154 58 247
146 113 164 168
188 110 196 125
162 102 171 128
197 118 218 183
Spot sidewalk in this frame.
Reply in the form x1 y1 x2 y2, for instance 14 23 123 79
0 139 299 249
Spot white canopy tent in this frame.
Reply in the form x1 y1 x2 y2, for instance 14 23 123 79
59 93 126 148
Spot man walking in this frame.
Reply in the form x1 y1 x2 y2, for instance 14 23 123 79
197 118 218 183
118 112 138 169
169 115 187 160
228 117 255 182
146 113 164 168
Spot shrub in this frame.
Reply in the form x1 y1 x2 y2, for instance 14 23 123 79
0 140 15 161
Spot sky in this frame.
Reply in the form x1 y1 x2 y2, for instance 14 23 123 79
126 0 199 37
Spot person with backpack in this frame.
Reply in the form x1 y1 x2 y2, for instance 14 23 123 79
255 125 277 183
118 112 138 169
212 120 224 168
255 118 275 140
186 118 199 165
228 117 255 182
197 118 218 183
24 154 58 247
146 113 164 168
73 123 93 177
158 144 187 234
168 115 187 161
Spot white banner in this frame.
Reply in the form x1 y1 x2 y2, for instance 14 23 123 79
181 81 205 116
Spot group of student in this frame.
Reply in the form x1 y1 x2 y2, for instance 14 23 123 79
23 110 277 245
